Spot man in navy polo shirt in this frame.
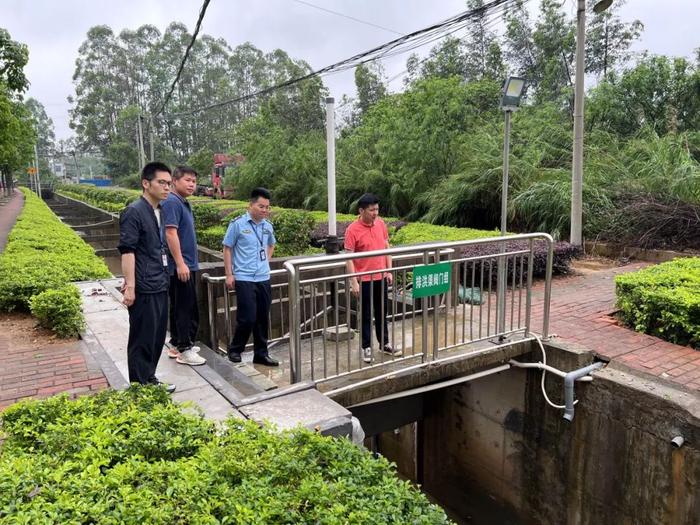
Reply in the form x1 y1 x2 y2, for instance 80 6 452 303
223 187 278 366
118 162 175 391
162 165 206 367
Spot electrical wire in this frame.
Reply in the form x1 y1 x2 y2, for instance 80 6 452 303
156 0 212 116
162 0 519 119
290 0 403 36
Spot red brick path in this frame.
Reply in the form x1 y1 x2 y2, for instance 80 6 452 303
531 262 700 391
0 332 109 410
0 190 110 411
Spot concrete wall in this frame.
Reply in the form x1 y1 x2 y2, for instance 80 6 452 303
377 343 700 524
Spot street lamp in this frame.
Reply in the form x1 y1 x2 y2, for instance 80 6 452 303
497 76 525 341
571 0 613 246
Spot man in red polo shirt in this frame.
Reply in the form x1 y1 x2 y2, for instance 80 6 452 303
345 193 402 363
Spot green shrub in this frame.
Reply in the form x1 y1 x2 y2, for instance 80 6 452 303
0 387 451 524
270 209 317 257
390 222 500 245
191 202 223 230
615 258 700 347
197 225 227 251
30 286 85 338
0 190 110 335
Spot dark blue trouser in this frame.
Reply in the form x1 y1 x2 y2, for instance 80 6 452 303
228 280 271 357
127 291 168 384
168 272 199 351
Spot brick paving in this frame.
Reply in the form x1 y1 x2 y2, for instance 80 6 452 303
0 189 109 411
530 262 700 392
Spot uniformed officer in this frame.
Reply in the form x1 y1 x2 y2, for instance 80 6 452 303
118 161 175 391
222 187 278 366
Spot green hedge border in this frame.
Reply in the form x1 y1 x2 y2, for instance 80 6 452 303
615 257 700 348
0 189 110 336
0 386 452 523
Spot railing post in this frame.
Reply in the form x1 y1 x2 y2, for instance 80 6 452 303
285 262 301 383
432 248 440 360
421 250 429 362
524 239 534 337
222 280 233 350
542 236 554 340
203 273 218 353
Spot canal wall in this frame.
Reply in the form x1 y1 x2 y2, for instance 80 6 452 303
378 341 700 524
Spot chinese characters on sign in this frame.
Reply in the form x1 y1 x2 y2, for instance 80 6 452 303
412 262 451 298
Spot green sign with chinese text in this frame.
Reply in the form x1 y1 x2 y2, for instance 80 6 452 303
412 262 451 298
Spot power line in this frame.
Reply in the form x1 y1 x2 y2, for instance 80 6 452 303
163 0 516 119
156 0 212 116
290 0 403 36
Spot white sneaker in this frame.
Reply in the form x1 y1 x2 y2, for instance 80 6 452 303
167 347 180 359
362 347 373 364
191 345 201 353
177 349 206 366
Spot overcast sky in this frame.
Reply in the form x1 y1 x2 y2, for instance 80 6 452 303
3 0 698 141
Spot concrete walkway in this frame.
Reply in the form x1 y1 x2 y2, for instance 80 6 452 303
530 261 700 392
0 189 23 252
78 278 241 421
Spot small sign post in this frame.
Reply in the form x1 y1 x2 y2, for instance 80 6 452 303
412 262 451 298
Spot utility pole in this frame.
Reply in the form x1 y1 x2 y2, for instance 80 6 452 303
33 144 42 197
570 0 586 247
149 115 155 161
72 151 82 181
136 114 146 170
325 97 338 254
571 0 613 246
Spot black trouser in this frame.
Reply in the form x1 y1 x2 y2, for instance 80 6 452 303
360 279 389 349
228 280 271 358
127 291 168 384
168 271 199 351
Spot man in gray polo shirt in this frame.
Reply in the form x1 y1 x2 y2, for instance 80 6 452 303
162 166 206 366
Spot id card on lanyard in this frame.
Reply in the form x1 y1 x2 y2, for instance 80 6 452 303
156 208 168 268
250 220 266 261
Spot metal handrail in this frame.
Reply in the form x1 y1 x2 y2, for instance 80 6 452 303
284 233 554 384
202 233 553 386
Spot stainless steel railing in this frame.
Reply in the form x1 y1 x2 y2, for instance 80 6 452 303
203 233 553 386
284 233 553 384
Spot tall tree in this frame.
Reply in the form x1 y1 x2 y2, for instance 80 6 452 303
24 98 55 156
0 28 29 95
354 62 387 121
585 0 643 78
463 0 505 81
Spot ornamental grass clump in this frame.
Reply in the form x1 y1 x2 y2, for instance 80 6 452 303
0 386 452 524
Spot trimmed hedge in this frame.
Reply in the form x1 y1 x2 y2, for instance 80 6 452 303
0 387 451 524
0 189 110 336
57 186 577 276
56 184 140 213
30 286 85 338
616 258 700 347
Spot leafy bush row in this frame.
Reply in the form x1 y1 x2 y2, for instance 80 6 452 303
56 184 140 213
0 189 110 336
616 258 700 347
0 387 451 524
57 185 577 276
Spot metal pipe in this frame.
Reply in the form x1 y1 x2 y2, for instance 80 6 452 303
203 273 218 353
348 364 512 408
563 361 605 421
508 359 593 381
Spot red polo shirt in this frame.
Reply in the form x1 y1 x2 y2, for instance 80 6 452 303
344 217 389 281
